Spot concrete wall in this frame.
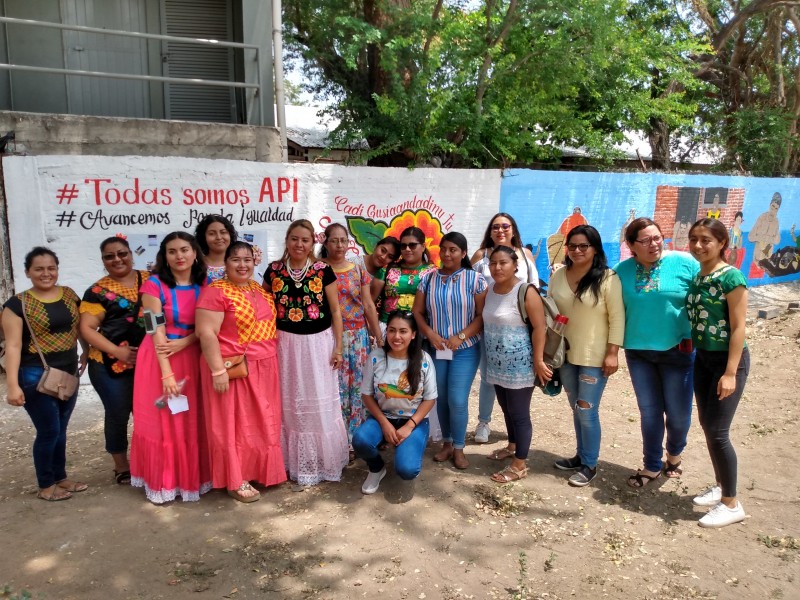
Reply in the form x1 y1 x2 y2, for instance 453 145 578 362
0 111 281 161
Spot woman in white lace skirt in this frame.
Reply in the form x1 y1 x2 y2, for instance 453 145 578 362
263 220 349 486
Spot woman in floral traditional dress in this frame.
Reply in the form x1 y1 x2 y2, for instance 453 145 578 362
263 220 349 486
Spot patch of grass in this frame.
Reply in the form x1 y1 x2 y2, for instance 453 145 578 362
543 552 557 573
749 422 777 436
666 560 691 576
473 483 541 518
758 534 800 550
436 526 463 553
508 551 530 600
648 583 717 599
603 531 636 565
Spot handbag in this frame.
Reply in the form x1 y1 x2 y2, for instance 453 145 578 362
220 287 259 380
516 283 566 395
20 293 80 401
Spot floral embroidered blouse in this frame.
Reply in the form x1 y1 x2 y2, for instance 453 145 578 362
686 265 748 351
333 262 372 331
265 260 337 335
376 263 436 322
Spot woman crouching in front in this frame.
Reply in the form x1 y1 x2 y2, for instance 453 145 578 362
353 311 437 495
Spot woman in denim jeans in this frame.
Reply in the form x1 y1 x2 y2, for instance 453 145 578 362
2 247 88 501
613 218 699 488
549 226 625 487
414 232 487 469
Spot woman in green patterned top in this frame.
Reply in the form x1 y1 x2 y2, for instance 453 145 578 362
686 218 749 528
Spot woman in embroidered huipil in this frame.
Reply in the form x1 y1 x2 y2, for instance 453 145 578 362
196 241 286 503
3 247 88 502
80 235 148 485
320 223 382 454
129 232 212 504
263 219 349 486
686 219 749 528
195 214 237 283
613 218 699 489
413 232 487 470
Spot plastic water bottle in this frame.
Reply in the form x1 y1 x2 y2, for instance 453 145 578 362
552 315 569 335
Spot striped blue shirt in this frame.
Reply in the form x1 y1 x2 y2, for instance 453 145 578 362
418 268 487 350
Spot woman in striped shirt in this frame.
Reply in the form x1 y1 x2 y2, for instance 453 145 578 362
413 232 487 469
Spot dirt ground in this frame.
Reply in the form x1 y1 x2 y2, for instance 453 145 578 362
2 286 800 600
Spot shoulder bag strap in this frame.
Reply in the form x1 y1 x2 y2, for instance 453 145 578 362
20 292 50 369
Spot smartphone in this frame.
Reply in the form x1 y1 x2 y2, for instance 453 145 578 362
143 309 166 334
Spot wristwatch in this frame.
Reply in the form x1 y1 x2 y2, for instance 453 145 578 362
457 332 466 341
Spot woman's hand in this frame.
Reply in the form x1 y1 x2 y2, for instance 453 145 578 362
78 350 89 375
428 333 448 351
6 384 25 406
212 372 229 394
113 344 138 365
380 419 400 446
534 360 553 386
602 352 619 378
717 372 736 400
445 335 463 351
330 348 343 369
162 374 179 396
156 338 190 358
395 421 415 445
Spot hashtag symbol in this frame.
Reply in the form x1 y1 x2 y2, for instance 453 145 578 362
56 183 80 205
55 211 76 227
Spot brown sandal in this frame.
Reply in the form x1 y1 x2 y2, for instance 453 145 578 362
486 447 515 461
57 480 88 493
227 482 261 503
37 486 72 502
491 465 528 483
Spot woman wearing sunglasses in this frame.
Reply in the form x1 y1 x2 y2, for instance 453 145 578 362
79 235 149 485
549 225 624 487
613 218 699 488
470 213 539 444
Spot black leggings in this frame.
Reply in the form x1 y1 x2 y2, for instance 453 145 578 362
693 348 750 498
494 385 534 460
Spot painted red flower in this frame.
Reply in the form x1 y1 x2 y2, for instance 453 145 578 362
383 210 444 265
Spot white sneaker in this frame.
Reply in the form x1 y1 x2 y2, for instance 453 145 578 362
474 422 491 444
361 467 387 495
693 485 722 507
698 501 746 528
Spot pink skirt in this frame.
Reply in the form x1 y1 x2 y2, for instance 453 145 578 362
278 328 349 486
200 355 287 490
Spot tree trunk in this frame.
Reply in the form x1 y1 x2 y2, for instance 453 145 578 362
648 117 671 170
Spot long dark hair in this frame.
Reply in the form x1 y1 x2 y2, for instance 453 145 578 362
375 236 400 261
399 226 431 264
564 225 608 305
440 232 472 270
194 214 237 255
382 310 423 395
319 222 348 259
689 218 730 260
480 212 524 251
153 232 207 288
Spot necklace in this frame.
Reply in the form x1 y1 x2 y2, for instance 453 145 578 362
287 258 311 288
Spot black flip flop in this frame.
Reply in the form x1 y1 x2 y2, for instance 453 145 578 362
663 460 683 478
114 470 131 485
627 470 661 488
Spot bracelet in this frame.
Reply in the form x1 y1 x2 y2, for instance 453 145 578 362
161 373 174 381
408 419 417 428
211 369 227 377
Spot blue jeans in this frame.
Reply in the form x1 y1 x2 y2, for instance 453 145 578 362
625 347 694 473
477 339 496 424
431 343 480 449
88 360 134 454
353 416 430 480
19 366 79 489
560 362 608 469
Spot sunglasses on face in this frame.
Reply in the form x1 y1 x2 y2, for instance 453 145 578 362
566 243 591 252
102 251 131 261
491 223 512 232
400 242 421 250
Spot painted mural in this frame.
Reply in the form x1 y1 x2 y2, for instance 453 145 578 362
500 170 800 287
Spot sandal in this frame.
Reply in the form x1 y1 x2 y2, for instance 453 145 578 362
486 447 515 461
114 470 131 485
627 470 662 488
227 482 261 503
491 465 528 484
37 486 72 502
663 460 683 478
57 479 88 493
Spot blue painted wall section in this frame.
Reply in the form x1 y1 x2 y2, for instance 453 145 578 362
500 169 800 287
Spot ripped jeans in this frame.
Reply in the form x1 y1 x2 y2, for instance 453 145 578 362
559 362 608 469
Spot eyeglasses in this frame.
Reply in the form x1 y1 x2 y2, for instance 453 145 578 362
635 235 664 246
566 243 591 252
326 238 349 246
491 223 512 232
102 251 131 261
400 242 421 250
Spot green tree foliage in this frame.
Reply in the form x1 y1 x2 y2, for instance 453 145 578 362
284 0 702 167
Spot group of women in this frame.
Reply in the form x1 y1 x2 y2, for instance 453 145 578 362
3 211 750 527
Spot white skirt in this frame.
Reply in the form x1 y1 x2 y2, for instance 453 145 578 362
278 328 349 486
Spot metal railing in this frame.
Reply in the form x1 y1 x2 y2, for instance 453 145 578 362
0 16 264 125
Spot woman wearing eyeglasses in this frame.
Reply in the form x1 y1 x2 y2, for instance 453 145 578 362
470 213 539 444
79 235 149 485
321 223 382 456
549 225 624 487
613 217 699 488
